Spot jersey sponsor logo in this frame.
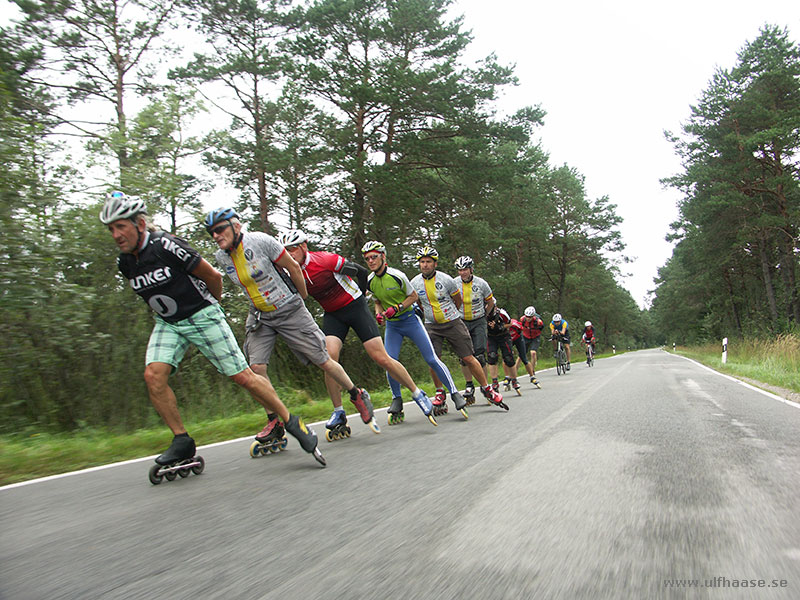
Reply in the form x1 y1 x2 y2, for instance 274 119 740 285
245 248 254 260
130 267 172 291
148 294 178 317
225 266 236 274
159 237 191 262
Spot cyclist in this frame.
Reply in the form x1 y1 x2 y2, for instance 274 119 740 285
279 229 421 434
411 246 505 410
101 194 324 468
207 210 374 445
453 255 494 403
581 320 597 361
485 307 520 393
518 306 544 385
360 240 442 425
550 313 571 370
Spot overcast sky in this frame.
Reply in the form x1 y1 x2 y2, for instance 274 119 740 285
451 0 800 308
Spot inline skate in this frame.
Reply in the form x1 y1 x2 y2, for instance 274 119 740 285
149 434 204 485
284 414 326 466
482 385 509 411
250 415 288 457
463 383 476 406
451 391 469 420
502 376 511 392
413 390 438 426
432 388 448 416
388 396 405 425
324 409 351 442
511 378 521 396
530 375 541 389
352 388 381 433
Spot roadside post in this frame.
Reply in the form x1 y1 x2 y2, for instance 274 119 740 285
722 337 728 364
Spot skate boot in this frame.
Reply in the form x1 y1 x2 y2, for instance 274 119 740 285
566 361 571 371
388 396 405 425
432 388 448 416
511 378 521 396
250 415 288 457
351 388 380 433
463 383 475 406
324 409 351 442
284 414 326 466
413 390 438 426
155 434 196 465
482 385 509 411
149 434 204 485
451 391 469 420
502 376 511 392
530 375 541 389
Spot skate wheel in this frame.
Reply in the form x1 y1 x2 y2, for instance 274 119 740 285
280 437 288 450
313 447 327 467
164 470 177 481
516 389 522 396
325 430 334 443
191 456 205 475
459 408 469 420
427 414 438 426
148 464 163 485
368 419 381 434
249 440 262 458
178 466 190 478
268 442 280 453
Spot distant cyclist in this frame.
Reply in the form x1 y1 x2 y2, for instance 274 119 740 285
550 313 571 370
581 320 597 358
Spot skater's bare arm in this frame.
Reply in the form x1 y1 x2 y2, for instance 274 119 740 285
484 295 495 314
451 291 463 311
191 259 224 301
399 290 418 311
276 252 308 299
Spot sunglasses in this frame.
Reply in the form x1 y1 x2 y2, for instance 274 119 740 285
208 223 231 237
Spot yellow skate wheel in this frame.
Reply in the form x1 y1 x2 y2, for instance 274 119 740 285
249 440 261 458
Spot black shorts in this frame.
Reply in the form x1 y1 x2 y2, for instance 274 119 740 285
322 295 380 343
523 336 541 353
512 336 528 364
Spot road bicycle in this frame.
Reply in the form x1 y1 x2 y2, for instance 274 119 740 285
552 336 568 375
585 342 594 367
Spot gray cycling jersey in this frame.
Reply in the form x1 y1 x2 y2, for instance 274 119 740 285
457 275 493 321
410 270 461 324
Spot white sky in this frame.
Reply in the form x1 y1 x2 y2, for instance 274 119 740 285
452 0 800 308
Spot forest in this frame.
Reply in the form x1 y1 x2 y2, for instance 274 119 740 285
1 1 795 434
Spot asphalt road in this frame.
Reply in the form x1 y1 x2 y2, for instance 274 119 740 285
2 349 799 599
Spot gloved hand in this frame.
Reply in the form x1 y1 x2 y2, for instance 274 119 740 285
383 305 401 319
375 312 385 325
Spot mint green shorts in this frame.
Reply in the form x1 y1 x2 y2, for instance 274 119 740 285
146 304 249 376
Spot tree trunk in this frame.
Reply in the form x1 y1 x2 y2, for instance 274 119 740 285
779 236 800 324
757 236 780 326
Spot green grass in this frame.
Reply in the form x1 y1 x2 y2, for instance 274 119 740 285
671 334 800 395
1 349 625 486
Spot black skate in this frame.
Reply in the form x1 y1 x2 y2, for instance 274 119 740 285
432 388 448 416
284 414 326 467
451 391 469 420
511 378 522 396
149 435 204 485
387 396 405 425
325 409 351 442
502 377 511 392
463 383 475 406
251 417 288 457
530 375 541 389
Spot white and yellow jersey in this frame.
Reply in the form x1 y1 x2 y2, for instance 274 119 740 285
410 270 462 324
457 275 493 321
215 232 298 312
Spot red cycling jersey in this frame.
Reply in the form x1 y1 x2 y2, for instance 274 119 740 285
509 319 522 342
299 250 362 312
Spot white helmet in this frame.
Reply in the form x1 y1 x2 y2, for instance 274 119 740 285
278 229 307 247
552 313 562 322
524 306 536 317
99 191 147 224
585 321 592 327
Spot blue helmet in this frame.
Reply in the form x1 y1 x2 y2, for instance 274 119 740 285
204 207 239 232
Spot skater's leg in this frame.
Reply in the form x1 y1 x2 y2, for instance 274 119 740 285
362 336 418 392
413 328 458 393
322 335 349 410
230 367 290 423
383 325 405 399
144 362 186 435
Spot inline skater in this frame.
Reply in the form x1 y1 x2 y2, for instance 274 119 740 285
207 210 374 446
518 306 543 386
485 307 520 395
509 316 539 388
279 229 420 434
411 246 506 412
453 255 494 405
360 240 441 426
101 193 324 475
581 320 597 363
550 313 571 370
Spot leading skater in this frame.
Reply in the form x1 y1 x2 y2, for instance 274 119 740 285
101 193 325 470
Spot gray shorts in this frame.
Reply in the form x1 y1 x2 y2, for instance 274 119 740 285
463 316 488 357
523 335 542 353
243 298 330 366
424 319 475 359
